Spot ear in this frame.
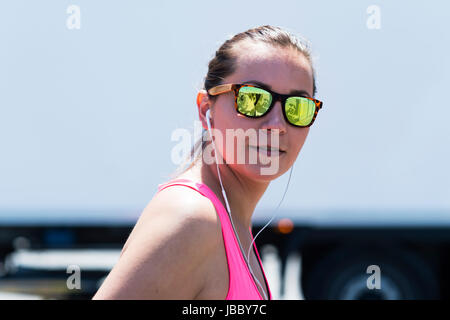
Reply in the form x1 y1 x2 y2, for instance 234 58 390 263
196 89 212 130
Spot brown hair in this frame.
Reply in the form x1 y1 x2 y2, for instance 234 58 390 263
169 25 317 179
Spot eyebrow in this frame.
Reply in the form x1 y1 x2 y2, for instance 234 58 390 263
241 80 311 97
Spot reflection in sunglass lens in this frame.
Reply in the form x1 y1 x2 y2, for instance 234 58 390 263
285 97 316 126
237 86 272 117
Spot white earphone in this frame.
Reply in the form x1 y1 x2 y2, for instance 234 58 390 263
205 108 233 216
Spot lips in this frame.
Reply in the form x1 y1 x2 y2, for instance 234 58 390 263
248 145 286 154
249 145 286 151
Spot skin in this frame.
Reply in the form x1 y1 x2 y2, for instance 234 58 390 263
93 40 315 300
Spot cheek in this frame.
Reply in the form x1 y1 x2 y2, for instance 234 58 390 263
211 101 250 162
214 97 236 124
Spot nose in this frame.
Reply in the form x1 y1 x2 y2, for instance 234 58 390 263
259 100 287 134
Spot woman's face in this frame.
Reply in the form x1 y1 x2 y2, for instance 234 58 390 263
209 41 315 181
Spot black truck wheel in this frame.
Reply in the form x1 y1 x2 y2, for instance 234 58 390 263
302 246 439 300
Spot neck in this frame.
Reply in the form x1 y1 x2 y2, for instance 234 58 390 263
198 159 269 230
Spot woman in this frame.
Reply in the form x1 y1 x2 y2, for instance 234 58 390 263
93 25 323 300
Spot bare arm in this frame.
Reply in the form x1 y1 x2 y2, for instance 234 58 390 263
92 186 220 299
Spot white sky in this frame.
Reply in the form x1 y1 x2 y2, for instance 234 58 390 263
1 1 449 217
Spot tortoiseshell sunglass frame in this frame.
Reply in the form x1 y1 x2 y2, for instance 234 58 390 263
207 83 323 128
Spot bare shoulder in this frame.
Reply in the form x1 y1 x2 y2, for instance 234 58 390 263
136 184 222 245
93 184 221 300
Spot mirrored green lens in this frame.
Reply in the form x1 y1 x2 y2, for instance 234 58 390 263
237 86 272 117
285 97 316 126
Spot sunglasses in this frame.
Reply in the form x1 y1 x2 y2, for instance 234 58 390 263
207 83 323 128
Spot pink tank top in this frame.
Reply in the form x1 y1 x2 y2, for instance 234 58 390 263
156 178 272 300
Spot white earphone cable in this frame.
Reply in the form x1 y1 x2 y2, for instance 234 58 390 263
205 109 266 298
205 109 292 300
246 164 293 295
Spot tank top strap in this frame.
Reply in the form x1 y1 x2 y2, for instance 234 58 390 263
155 178 271 300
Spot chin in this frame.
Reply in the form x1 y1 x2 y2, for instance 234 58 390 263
231 160 290 182
222 145 293 181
